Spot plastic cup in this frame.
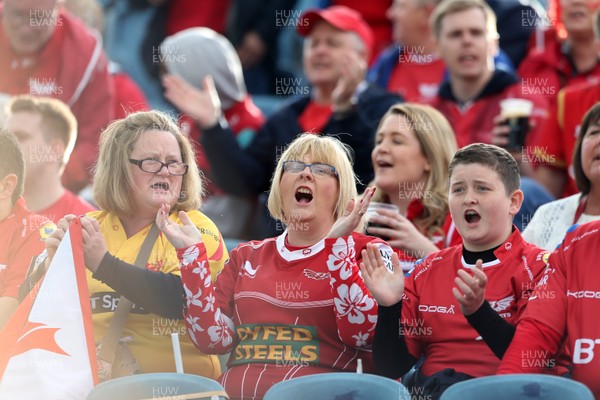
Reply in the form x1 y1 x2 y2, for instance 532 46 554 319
364 202 400 241
499 98 534 151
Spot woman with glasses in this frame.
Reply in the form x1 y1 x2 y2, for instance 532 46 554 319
45 110 228 378
368 103 461 273
156 133 394 399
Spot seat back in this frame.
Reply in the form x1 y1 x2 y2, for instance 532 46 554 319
86 373 228 400
264 372 410 400
440 374 594 400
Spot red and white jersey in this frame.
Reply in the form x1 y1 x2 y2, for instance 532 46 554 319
522 221 600 395
179 231 393 400
402 229 549 378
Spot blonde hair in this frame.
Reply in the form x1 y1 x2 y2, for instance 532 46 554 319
267 134 357 223
93 110 203 218
8 95 77 171
372 103 457 238
430 0 497 39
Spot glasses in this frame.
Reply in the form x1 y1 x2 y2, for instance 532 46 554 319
129 158 189 176
282 161 338 178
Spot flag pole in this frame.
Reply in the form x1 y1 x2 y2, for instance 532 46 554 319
171 332 184 373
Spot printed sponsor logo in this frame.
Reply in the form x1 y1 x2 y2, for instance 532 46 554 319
418 304 455 314
231 324 319 366
573 338 600 364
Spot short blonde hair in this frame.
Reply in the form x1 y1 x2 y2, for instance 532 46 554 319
372 103 457 237
8 95 77 171
430 0 497 39
267 134 357 223
93 110 203 219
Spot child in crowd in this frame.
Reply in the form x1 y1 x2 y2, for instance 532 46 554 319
361 143 555 399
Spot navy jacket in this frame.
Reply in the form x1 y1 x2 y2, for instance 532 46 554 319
202 84 403 196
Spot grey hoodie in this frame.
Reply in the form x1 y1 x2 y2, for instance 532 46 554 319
160 27 246 110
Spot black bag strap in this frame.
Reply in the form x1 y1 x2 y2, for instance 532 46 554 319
97 223 160 364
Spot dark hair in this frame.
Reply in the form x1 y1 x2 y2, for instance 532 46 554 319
0 128 25 204
448 143 520 194
573 102 600 195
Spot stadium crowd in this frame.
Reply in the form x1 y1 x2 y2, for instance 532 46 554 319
2 0 600 399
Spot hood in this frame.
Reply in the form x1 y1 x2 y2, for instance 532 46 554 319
160 27 246 110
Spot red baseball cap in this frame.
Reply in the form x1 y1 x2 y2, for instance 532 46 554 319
296 6 374 57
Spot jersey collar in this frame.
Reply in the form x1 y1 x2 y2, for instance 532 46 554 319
276 230 325 262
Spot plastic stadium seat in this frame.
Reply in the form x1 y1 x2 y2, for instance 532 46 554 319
440 374 594 400
264 372 410 400
86 373 229 400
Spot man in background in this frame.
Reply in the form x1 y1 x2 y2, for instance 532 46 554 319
5 95 95 223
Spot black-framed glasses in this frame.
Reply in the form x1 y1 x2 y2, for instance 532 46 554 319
129 158 189 176
282 161 338 178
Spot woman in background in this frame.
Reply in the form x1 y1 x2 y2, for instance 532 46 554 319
368 103 461 271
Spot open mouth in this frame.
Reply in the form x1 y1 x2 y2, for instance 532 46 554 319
464 209 481 224
566 10 586 19
152 182 170 191
377 160 393 168
295 187 313 204
458 54 477 63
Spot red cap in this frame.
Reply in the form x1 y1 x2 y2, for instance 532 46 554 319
296 6 374 57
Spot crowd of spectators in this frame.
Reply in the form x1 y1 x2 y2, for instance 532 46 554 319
2 0 600 398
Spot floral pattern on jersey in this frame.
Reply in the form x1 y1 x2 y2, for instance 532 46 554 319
193 260 212 288
327 236 356 281
179 243 236 354
324 235 381 347
353 331 369 347
182 245 200 266
334 282 375 324
203 292 216 312
207 309 235 348
183 283 203 310
186 314 204 334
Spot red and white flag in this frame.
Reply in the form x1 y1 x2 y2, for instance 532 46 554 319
0 219 98 399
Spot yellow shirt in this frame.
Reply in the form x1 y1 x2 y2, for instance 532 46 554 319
87 210 227 378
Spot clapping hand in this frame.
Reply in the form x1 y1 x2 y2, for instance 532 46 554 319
359 243 404 307
452 260 488 316
327 187 375 238
331 52 367 113
162 74 222 129
155 204 202 249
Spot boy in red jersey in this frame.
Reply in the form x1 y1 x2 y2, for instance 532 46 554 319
498 220 600 397
0 128 51 329
361 143 551 399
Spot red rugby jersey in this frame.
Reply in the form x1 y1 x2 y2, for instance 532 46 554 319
402 228 549 378
500 221 600 397
179 231 393 399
